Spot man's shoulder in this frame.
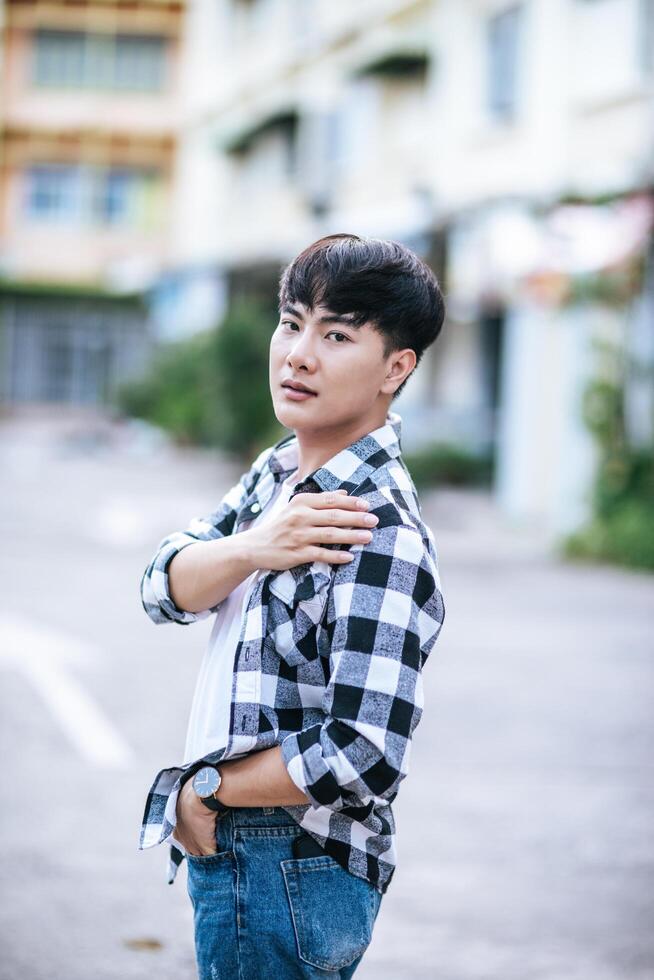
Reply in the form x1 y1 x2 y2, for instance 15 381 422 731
353 454 438 564
357 454 421 523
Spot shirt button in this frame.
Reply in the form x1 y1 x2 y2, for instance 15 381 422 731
251 503 261 513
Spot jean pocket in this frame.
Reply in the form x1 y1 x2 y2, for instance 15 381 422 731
281 856 380 972
186 848 232 867
185 847 234 911
185 846 234 899
184 818 233 872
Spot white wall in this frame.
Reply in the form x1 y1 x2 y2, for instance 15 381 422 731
495 302 600 534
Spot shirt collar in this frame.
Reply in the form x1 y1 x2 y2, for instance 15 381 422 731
267 412 403 493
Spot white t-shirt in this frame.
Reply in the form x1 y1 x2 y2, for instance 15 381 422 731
181 469 298 766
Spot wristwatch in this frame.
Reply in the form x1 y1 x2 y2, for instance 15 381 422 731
191 765 230 813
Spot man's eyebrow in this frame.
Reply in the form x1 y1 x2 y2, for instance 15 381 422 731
280 304 303 318
280 304 359 327
316 312 360 327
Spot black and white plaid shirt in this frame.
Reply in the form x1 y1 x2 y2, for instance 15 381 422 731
138 412 445 894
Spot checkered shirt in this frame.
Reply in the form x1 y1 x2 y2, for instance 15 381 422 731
138 412 445 894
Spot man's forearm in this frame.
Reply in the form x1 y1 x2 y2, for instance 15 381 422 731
216 746 310 808
169 531 258 614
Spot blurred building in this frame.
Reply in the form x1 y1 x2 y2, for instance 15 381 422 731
164 0 653 535
0 0 185 405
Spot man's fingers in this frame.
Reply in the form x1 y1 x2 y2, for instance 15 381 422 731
310 526 373 546
175 789 219 856
309 547 355 564
311 508 378 528
179 831 218 857
293 491 370 511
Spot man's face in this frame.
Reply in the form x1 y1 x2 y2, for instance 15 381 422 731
269 301 392 434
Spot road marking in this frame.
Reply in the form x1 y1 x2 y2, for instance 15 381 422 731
0 615 133 769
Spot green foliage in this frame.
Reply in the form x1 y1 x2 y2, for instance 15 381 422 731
115 330 220 446
209 299 284 455
114 299 283 456
564 366 654 571
564 499 654 571
592 448 653 519
403 442 493 489
0 278 145 304
581 378 624 447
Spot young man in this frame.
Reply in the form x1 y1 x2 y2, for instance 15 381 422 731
139 234 446 979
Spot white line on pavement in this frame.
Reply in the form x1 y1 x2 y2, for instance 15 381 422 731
0 615 133 769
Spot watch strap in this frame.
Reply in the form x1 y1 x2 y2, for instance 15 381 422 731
180 760 211 790
199 795 230 813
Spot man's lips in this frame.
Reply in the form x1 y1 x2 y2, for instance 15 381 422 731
281 380 318 399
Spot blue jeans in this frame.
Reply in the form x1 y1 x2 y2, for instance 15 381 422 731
185 806 383 979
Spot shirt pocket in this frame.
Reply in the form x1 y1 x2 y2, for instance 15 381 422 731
267 561 331 668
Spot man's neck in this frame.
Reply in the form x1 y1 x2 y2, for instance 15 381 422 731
293 404 391 483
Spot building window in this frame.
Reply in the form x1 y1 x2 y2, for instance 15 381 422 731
97 168 160 227
24 164 162 229
33 30 167 92
113 35 167 91
25 164 80 222
486 4 523 122
100 170 133 224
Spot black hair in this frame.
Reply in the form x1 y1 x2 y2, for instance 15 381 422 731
278 233 445 397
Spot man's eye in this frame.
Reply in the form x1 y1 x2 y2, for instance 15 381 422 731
280 320 300 331
327 331 349 343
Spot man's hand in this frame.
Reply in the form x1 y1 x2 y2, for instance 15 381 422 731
243 490 378 571
174 779 224 856
174 748 310 852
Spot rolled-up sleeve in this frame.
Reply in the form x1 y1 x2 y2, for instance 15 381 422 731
281 516 445 811
140 447 269 626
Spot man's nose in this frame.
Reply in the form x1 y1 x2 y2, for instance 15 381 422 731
287 333 317 372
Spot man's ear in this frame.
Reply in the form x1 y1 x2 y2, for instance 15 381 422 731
381 348 417 395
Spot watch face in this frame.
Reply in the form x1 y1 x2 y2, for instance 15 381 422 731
192 766 220 799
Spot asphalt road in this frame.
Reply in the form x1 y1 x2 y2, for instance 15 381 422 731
0 408 652 980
